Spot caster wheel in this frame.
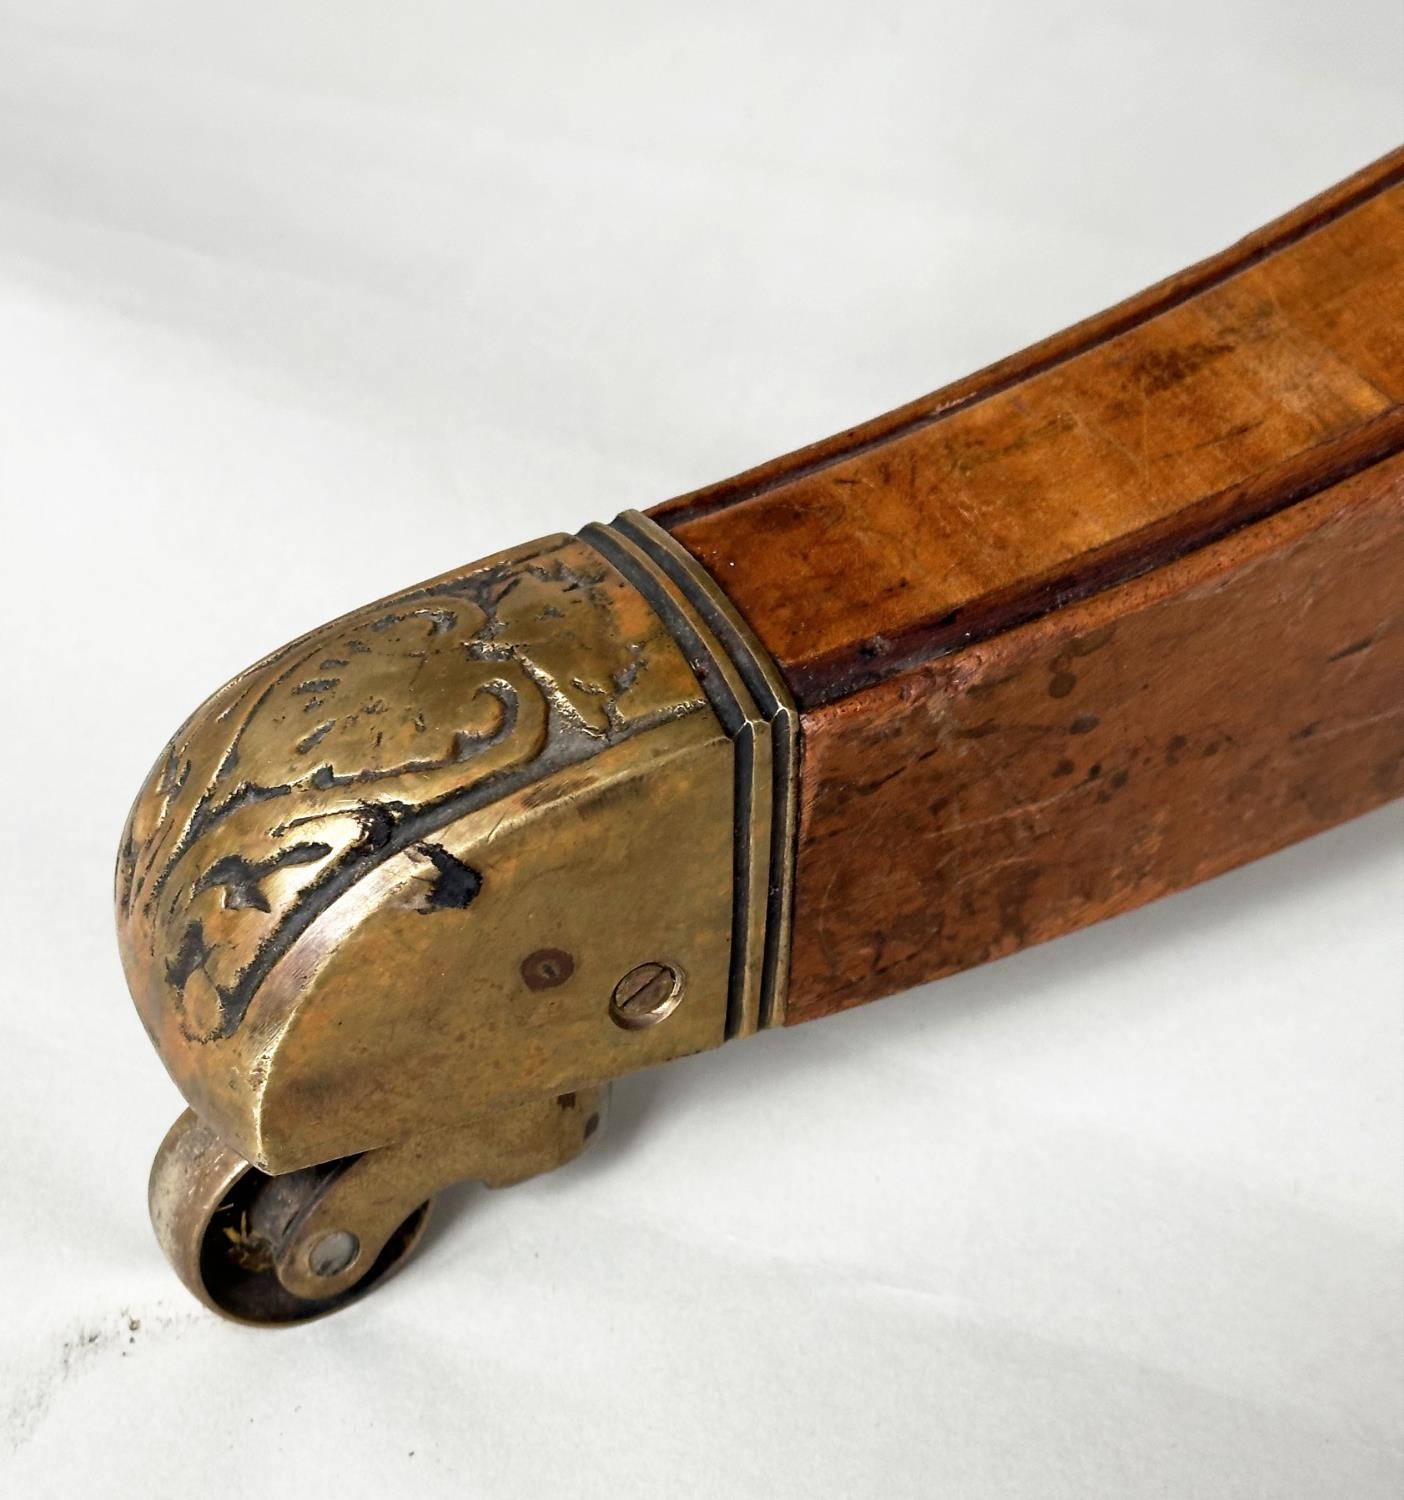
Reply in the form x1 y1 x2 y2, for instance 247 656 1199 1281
147 1085 607 1323
149 1112 430 1325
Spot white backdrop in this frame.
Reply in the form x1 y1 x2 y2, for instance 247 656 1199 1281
1 4 1401 1496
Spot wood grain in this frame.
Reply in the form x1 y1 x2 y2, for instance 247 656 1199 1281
783 457 1403 1023
656 150 1404 705
646 150 1404 1026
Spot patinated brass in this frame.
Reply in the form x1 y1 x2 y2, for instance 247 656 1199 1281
117 520 796 1320
149 1089 606 1323
582 511 799 1036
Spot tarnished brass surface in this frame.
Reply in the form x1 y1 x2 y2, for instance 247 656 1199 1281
270 1087 608 1303
149 1090 605 1323
118 522 797 1319
119 534 730 1170
148 1111 261 1312
589 511 799 1033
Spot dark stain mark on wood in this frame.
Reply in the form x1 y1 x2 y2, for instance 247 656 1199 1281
1130 338 1236 395
855 765 908 796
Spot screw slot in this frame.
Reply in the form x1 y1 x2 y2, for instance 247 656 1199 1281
610 962 684 1030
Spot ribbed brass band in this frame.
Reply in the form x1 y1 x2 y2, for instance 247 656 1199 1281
580 511 798 1036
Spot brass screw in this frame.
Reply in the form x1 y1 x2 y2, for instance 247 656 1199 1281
609 962 684 1030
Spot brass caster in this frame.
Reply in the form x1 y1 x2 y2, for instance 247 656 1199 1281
148 1087 608 1325
116 519 791 1319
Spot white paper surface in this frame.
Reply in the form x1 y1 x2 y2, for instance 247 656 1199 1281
1 4 1400 1495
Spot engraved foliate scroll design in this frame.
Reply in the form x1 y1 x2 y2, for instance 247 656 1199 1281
116 536 707 1045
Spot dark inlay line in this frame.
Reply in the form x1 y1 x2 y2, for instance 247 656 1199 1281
789 408 1404 707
